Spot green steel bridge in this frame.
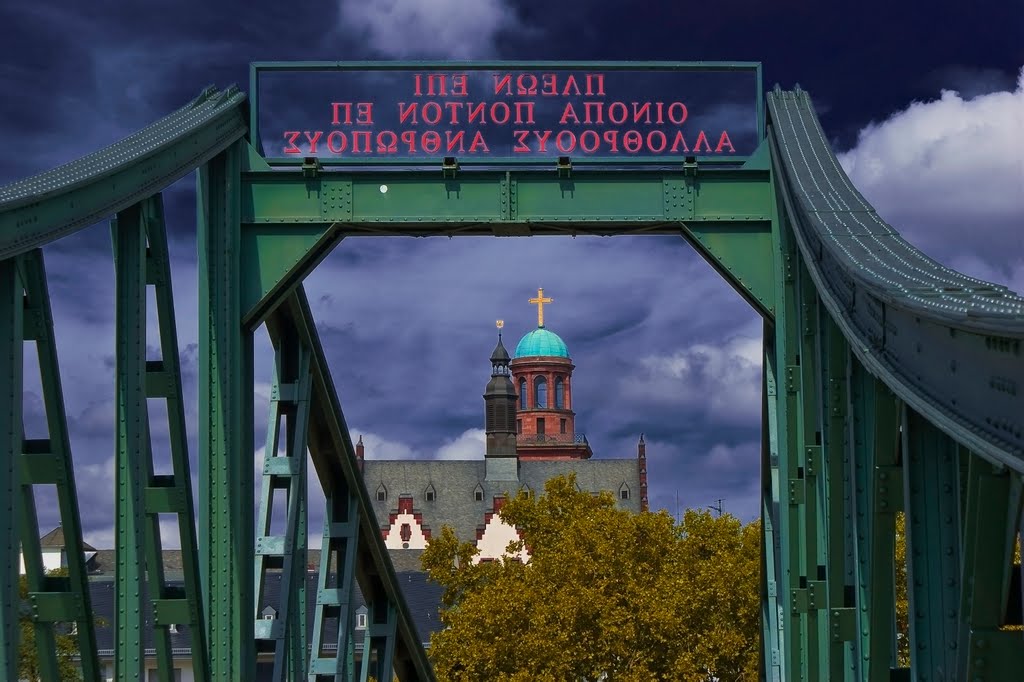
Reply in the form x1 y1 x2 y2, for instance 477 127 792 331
1 62 1022 681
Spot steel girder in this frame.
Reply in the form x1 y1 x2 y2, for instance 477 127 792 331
14 250 103 681
264 291 435 682
112 196 209 681
254 332 312 680
0 257 23 682
199 141 256 680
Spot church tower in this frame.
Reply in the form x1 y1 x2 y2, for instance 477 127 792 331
484 323 518 481
510 288 592 460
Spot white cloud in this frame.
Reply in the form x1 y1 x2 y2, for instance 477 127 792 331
434 428 486 459
838 66 1024 281
622 335 762 425
349 429 417 459
338 0 520 58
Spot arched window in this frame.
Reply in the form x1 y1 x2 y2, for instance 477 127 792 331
555 376 565 408
519 378 527 408
535 376 547 408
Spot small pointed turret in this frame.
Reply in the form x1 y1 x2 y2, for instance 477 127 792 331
484 324 518 480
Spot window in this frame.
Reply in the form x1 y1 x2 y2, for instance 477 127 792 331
519 378 527 408
619 484 630 501
474 484 484 502
168 623 177 634
534 376 547 408
560 419 566 434
555 376 565 408
517 419 522 434
537 418 545 435
425 484 436 502
356 612 367 629
400 523 412 543
426 490 435 502
376 484 387 502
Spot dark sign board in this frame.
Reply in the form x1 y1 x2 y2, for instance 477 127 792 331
252 62 763 164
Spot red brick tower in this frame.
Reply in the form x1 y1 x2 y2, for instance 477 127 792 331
509 288 592 460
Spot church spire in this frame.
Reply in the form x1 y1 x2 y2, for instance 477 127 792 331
484 322 518 478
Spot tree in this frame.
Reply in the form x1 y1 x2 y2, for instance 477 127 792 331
18 569 81 681
421 474 760 681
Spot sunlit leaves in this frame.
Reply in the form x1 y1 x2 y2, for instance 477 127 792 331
422 474 760 681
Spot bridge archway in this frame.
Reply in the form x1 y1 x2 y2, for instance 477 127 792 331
1 63 1022 682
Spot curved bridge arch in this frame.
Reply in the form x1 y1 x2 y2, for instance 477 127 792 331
0 67 1021 681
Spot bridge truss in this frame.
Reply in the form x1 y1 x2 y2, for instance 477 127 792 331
1 64 1022 680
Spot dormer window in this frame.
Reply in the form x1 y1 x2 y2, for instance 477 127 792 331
261 606 277 621
356 612 367 630
619 483 630 501
425 483 436 502
376 484 387 502
474 483 484 502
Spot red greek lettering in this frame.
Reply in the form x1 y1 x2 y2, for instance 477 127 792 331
692 130 712 153
513 130 531 153
351 131 371 153
283 131 302 154
579 130 600 153
469 131 490 153
326 131 347 153
422 131 441 153
608 102 628 125
559 103 580 125
667 102 688 125
303 131 322 154
646 130 667 153
623 130 642 153
556 130 576 153
331 103 352 125
715 130 735 153
376 131 398 153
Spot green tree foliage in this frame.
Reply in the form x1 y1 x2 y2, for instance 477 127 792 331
18 569 81 681
422 474 760 681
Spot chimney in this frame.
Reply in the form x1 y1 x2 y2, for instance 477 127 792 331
355 435 365 472
638 433 648 512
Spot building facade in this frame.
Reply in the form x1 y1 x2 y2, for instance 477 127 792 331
361 290 649 565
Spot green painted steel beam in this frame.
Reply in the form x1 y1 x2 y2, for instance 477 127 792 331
253 335 311 681
18 249 102 681
265 290 435 681
959 452 1024 680
902 407 963 678
680 222 775 317
139 195 210 681
239 165 772 229
821 314 853 680
0 257 21 682
112 203 149 680
199 141 255 680
0 88 247 260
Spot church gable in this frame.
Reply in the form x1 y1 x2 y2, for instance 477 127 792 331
382 495 431 550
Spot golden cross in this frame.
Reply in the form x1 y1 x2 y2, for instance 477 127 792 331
528 288 553 327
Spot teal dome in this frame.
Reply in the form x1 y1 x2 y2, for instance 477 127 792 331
514 328 569 358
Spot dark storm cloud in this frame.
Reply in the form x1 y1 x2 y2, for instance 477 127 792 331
1 0 1020 542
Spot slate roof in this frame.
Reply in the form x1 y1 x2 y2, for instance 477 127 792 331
39 525 97 552
363 456 641 543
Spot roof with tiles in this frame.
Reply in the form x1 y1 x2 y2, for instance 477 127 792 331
363 458 641 546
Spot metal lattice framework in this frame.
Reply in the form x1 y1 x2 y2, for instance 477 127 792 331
0 62 1022 681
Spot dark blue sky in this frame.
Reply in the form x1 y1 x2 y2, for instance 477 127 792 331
1 0 1021 546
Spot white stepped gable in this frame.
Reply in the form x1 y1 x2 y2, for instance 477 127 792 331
474 511 529 564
